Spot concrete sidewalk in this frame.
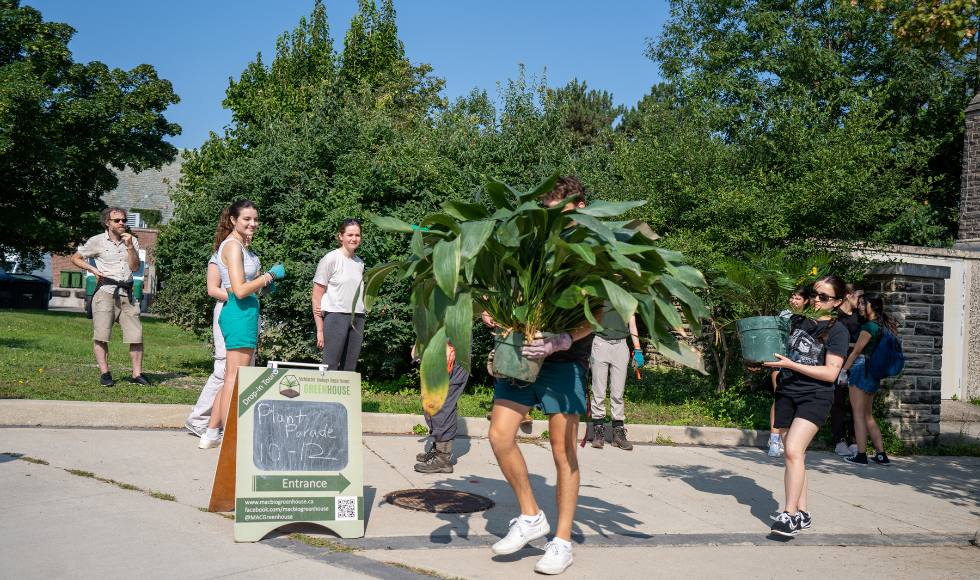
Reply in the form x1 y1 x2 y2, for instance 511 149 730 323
2 427 978 579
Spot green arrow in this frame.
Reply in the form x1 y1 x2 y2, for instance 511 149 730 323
252 474 351 493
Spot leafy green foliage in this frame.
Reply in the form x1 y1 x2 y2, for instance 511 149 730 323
892 0 979 60
0 0 181 269
363 173 711 390
549 78 623 150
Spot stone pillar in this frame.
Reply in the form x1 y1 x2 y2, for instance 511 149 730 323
866 264 949 447
958 93 980 246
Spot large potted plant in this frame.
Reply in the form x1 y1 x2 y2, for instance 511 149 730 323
361 173 711 415
713 245 833 363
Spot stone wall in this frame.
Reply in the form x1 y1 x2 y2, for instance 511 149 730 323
959 93 980 241
866 267 947 446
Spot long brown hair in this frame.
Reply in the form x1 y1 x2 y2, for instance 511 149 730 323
213 200 257 253
861 292 898 335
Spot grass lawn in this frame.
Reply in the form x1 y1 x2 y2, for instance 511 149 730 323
0 309 212 404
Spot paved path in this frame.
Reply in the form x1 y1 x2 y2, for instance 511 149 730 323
2 427 978 579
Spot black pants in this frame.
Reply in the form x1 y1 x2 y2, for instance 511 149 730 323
830 383 855 444
425 365 469 442
321 312 365 372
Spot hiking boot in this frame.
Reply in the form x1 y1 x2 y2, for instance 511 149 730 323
414 440 453 473
770 511 801 536
868 451 891 466
129 373 152 386
591 424 604 448
416 442 435 463
100 372 115 387
611 426 633 450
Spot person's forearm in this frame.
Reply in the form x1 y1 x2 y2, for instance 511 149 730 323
208 288 229 301
781 360 840 382
128 250 140 273
628 316 640 349
71 253 94 272
231 275 269 299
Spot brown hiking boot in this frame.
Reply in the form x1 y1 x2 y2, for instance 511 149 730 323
416 442 436 462
591 424 605 448
611 426 633 450
415 440 453 473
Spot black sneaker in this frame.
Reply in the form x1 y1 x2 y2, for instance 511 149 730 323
796 510 811 531
414 452 453 474
100 372 115 387
611 426 634 450
770 511 801 536
844 452 868 466
868 451 891 466
591 424 604 449
129 374 152 386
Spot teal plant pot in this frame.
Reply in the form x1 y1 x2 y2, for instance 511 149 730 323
736 316 791 364
492 331 544 382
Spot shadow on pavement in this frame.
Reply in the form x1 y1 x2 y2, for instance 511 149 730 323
655 463 779 526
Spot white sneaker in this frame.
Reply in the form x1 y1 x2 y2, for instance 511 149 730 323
491 512 550 555
835 440 851 456
199 433 222 449
778 438 785 453
767 439 781 457
534 540 573 575
848 444 858 455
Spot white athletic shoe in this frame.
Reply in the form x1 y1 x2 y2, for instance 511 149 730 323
778 438 785 453
534 541 574 575
199 433 222 449
848 443 858 455
835 439 851 456
767 439 781 457
491 512 550 555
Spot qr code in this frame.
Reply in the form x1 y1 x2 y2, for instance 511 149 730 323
335 496 357 521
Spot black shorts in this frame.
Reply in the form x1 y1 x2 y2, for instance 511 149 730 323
773 391 833 429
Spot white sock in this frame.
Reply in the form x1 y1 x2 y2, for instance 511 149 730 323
205 428 219 439
553 537 572 550
521 511 542 524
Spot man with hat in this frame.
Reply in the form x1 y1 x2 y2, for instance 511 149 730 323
71 207 151 386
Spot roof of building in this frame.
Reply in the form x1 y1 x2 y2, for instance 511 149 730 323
103 153 185 225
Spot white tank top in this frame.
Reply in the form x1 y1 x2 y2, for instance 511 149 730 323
216 238 261 290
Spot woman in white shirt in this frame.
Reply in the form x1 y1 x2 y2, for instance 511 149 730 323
312 218 366 371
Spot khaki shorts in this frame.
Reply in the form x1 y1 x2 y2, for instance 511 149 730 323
92 291 143 344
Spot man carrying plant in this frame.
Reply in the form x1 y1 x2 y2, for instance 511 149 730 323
70 207 151 386
484 176 596 575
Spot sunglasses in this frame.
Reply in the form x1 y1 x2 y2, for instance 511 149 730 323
109 218 126 224
342 218 362 225
812 292 839 303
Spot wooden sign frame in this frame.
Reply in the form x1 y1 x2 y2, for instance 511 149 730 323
208 364 364 542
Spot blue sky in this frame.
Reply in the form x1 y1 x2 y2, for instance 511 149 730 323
27 1 672 150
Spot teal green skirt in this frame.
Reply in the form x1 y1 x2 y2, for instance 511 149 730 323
218 294 259 350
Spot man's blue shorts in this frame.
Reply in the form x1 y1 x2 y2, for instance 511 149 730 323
494 361 588 415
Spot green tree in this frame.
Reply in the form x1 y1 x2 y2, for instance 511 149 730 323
0 0 180 270
549 78 623 150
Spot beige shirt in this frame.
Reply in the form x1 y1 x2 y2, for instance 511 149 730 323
313 248 365 314
77 231 140 295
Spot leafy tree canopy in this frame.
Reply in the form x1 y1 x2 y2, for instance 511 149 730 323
0 0 180 269
549 78 623 150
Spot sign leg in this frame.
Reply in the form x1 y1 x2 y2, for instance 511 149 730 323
208 378 239 512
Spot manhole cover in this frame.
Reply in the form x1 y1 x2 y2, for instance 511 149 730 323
384 489 494 514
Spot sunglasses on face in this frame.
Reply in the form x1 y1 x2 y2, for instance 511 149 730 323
109 218 126 224
812 292 838 303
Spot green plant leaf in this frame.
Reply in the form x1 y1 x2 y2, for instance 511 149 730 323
441 200 492 221
549 285 586 308
657 340 707 374
433 236 461 299
420 213 461 235
365 211 415 234
567 242 596 265
459 220 495 262
601 279 638 323
445 290 473 371
420 326 450 416
361 262 400 312
497 219 522 247
484 181 515 211
411 282 430 345
652 294 683 329
659 274 709 319
576 200 646 217
570 213 617 243
517 171 559 205
410 225 425 260
673 264 708 288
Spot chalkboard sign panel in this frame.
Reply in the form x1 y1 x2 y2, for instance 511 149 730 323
252 400 349 472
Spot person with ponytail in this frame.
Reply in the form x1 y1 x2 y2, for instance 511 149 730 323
761 275 849 536
839 292 894 467
767 286 812 458
199 200 284 450
312 218 366 372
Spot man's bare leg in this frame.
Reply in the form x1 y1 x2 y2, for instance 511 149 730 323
129 343 144 377
488 399 539 516
548 412 580 542
94 341 110 374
